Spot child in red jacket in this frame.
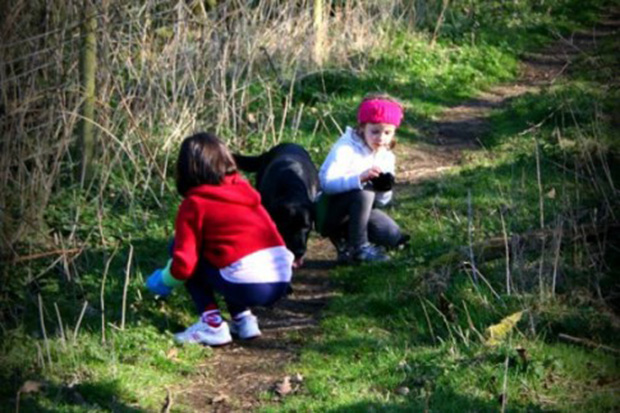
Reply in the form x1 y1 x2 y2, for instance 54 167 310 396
146 132 294 346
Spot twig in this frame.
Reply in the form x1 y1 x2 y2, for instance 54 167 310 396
463 263 503 302
161 387 174 413
73 300 88 345
37 294 52 368
535 137 546 299
517 106 562 136
558 333 620 354
121 244 134 330
551 219 563 297
499 207 511 295
5 248 80 264
260 46 285 87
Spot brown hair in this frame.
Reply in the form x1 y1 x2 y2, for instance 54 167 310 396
355 93 402 150
176 132 237 196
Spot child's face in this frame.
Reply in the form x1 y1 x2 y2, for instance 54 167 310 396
361 123 396 151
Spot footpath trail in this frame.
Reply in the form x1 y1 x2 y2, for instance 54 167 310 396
182 10 619 412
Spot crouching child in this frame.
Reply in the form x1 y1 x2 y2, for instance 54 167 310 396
146 132 293 346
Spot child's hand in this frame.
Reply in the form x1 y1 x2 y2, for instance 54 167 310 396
360 166 382 183
146 269 173 297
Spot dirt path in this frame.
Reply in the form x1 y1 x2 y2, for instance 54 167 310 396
181 10 619 412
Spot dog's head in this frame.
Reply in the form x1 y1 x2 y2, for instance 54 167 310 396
270 202 314 268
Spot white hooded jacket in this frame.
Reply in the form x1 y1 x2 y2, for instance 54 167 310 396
319 126 395 206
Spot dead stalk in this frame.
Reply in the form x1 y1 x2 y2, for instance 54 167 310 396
535 137 546 298
467 190 478 286
423 297 456 343
430 0 450 46
551 219 563 297
101 245 119 344
53 302 67 350
35 342 45 370
464 264 502 302
558 333 620 354
534 137 545 230
499 207 511 295
121 244 134 330
37 294 53 368
462 301 485 342
73 300 89 345
419 297 437 345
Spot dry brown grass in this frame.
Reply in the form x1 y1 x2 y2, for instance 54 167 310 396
0 1 447 257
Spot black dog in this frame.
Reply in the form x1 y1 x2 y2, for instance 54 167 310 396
234 143 319 268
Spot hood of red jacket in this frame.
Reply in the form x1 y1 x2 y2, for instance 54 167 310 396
185 173 261 206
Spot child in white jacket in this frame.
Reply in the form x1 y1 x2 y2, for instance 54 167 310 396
317 94 409 263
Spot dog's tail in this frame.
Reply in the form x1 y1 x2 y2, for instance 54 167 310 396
232 153 264 173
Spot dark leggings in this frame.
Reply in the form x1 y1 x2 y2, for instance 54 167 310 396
322 189 402 249
169 242 289 316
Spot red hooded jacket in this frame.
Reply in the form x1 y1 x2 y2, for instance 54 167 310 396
170 173 285 281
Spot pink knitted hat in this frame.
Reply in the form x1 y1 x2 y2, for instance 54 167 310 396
357 99 404 127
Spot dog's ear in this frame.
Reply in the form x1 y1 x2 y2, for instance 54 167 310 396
233 153 263 172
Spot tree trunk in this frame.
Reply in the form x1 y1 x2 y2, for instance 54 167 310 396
78 0 97 185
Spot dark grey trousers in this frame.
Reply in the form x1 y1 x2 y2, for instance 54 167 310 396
322 189 402 250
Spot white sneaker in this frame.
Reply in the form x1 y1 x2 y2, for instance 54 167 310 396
230 312 261 340
174 320 232 346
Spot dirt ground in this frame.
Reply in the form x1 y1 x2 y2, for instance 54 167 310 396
178 10 619 412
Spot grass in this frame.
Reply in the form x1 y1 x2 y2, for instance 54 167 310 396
264 2 620 410
3 323 209 411
2 0 619 410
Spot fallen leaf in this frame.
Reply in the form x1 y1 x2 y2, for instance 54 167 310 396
398 360 412 372
166 348 178 360
19 380 44 394
275 376 292 396
291 373 304 384
211 393 229 404
485 311 524 346
395 386 410 396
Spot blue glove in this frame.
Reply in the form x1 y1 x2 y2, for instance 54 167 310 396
146 269 173 297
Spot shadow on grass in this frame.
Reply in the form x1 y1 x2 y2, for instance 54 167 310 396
15 379 144 413
325 386 546 413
